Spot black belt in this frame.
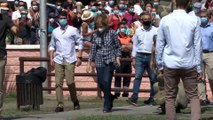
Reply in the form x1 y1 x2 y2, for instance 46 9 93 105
137 52 151 55
203 50 213 53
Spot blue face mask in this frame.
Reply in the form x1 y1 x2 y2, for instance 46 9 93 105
120 28 126 33
19 6 25 10
119 4 125 10
201 17 208 25
59 19 68 27
113 10 119 15
49 18 55 23
91 6 96 12
109 0 114 6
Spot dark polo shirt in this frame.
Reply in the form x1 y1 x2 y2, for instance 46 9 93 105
0 12 13 58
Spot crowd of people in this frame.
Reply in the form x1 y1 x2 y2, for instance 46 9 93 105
0 0 213 119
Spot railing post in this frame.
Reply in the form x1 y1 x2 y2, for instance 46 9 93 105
19 57 24 74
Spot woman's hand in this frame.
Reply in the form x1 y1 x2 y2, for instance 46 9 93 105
116 57 121 67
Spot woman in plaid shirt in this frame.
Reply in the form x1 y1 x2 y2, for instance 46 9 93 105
88 13 122 113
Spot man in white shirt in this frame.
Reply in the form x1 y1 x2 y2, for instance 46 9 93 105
127 12 158 106
156 0 202 120
49 11 83 113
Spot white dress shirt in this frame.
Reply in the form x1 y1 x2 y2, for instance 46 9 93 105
49 25 84 64
132 25 158 57
156 9 202 72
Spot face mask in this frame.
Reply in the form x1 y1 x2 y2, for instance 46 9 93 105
120 28 126 33
143 21 152 26
32 6 38 11
97 11 102 15
193 8 200 14
57 6 62 10
15 1 19 5
151 12 157 17
153 2 159 7
91 6 96 12
129 8 134 13
19 6 25 10
124 5 127 10
59 19 68 27
98 27 105 33
118 4 125 10
200 17 208 25
113 10 119 15
49 18 55 23
21 13 27 19
109 0 114 6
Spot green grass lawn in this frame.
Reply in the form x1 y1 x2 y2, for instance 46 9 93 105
2 92 213 120
76 115 166 120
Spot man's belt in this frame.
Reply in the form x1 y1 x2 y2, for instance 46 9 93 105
203 50 213 53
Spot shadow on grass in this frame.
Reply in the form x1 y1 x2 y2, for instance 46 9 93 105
0 116 43 120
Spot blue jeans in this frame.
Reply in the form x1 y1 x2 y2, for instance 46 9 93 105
131 53 156 102
96 63 115 110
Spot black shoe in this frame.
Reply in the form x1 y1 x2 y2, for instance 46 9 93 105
55 106 64 112
114 93 120 99
122 93 129 97
200 100 210 106
126 98 138 106
103 109 112 113
144 97 155 105
74 101 80 110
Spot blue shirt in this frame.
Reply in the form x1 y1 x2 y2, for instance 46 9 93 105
200 23 213 51
132 26 158 57
156 10 202 72
49 25 84 64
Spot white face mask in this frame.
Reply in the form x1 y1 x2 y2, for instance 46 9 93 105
98 27 105 33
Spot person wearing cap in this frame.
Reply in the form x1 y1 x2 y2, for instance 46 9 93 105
200 9 213 105
0 0 22 115
80 11 97 80
81 10 97 48
49 11 83 113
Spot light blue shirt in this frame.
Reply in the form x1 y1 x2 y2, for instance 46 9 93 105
200 23 213 51
49 25 84 64
156 10 202 72
132 26 158 57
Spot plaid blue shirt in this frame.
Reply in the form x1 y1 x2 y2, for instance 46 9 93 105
89 29 121 67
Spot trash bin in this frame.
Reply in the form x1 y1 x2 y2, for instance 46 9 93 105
16 67 47 110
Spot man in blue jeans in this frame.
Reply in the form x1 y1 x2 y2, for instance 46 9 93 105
127 11 158 106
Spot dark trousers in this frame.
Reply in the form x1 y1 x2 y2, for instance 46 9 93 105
164 67 201 120
114 62 131 94
96 63 115 110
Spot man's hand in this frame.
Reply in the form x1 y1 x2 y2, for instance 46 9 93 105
159 70 164 77
76 58 82 67
197 72 202 80
50 59 55 66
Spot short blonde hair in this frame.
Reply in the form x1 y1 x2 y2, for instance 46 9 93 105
94 13 109 28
